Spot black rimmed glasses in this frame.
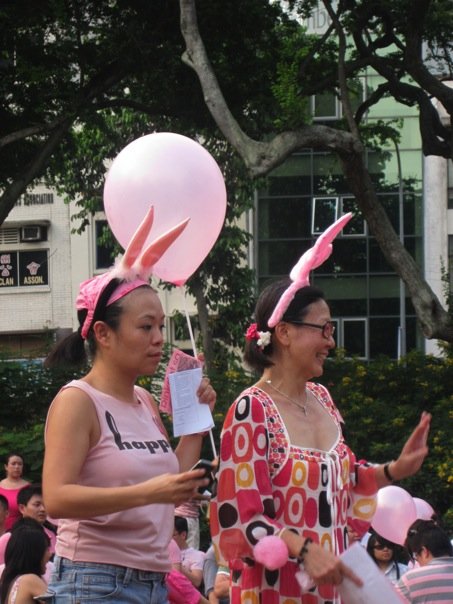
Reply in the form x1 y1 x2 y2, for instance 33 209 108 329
286 320 336 340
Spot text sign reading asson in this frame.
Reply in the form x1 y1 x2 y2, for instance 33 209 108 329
0 250 49 287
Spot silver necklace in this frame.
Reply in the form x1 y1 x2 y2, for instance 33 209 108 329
265 379 309 416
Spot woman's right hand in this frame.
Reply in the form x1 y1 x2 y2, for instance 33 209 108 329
143 468 209 505
302 542 362 587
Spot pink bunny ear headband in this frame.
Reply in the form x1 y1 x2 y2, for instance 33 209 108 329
267 212 352 329
76 206 189 339
266 212 353 329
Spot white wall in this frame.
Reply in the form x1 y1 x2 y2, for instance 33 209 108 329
0 185 73 335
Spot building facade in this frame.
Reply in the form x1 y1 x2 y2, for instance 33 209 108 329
0 188 195 359
253 6 453 359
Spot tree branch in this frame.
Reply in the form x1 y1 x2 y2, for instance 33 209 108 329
0 118 68 149
179 0 359 176
0 61 128 224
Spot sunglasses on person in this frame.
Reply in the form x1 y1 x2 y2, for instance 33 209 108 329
373 543 394 550
286 320 336 339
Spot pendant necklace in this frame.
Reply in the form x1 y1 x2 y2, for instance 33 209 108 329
265 379 309 416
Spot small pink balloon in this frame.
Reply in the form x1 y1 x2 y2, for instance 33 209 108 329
372 485 417 545
104 132 227 285
413 497 434 520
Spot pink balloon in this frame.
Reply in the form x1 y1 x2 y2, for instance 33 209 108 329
413 497 434 520
103 133 227 285
372 486 417 545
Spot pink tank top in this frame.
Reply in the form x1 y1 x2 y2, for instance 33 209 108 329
48 380 179 572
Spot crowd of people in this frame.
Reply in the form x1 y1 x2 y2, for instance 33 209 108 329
0 214 451 603
0 462 451 604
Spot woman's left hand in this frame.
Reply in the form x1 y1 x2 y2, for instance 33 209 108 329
195 353 216 412
391 411 431 480
197 376 216 412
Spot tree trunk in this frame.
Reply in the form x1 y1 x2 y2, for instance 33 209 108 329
190 274 215 372
179 0 453 344
338 148 453 340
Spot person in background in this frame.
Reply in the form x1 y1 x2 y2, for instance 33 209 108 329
395 519 453 603
203 544 230 604
167 537 209 604
0 521 51 603
175 499 203 549
42 212 216 603
366 532 408 584
203 544 217 603
211 275 431 604
0 518 55 585
173 515 206 588
0 454 29 531
346 523 362 547
0 484 56 564
0 495 9 537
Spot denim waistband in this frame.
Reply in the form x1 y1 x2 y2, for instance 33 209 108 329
53 555 167 584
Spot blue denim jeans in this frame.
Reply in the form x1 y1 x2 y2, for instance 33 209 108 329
49 556 169 603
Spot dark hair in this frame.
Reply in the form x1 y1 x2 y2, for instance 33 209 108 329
405 519 453 559
4 453 24 465
44 280 151 368
367 532 397 560
17 483 42 508
244 279 326 372
0 495 8 512
174 515 189 535
0 522 49 602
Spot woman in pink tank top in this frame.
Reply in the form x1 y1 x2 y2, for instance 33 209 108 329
0 454 29 531
42 234 216 604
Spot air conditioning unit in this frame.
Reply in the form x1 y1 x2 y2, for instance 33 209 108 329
20 225 44 242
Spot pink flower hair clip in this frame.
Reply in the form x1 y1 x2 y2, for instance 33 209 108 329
267 213 353 328
246 323 272 350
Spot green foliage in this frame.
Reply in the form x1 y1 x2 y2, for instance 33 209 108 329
0 360 85 481
319 350 453 532
1 349 452 533
271 27 315 129
438 262 453 359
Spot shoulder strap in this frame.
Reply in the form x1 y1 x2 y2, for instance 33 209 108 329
8 576 21 604
134 386 170 439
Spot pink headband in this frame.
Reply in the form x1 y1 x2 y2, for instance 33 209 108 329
76 206 189 339
267 213 353 328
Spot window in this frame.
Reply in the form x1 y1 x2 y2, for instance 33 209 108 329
95 220 116 270
312 93 339 120
448 160 453 210
341 197 366 236
312 197 338 233
171 312 199 345
329 317 367 359
342 318 367 358
449 236 453 294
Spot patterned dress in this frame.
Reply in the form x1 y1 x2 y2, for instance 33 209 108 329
210 383 378 604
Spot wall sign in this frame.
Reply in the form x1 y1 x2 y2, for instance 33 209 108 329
0 250 49 288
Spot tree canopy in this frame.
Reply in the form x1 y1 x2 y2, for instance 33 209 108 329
1 0 283 368
2 0 453 346
179 0 453 343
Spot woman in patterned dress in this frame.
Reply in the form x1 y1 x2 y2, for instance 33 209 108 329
210 280 431 604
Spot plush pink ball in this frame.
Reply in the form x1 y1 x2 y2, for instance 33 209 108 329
253 535 289 570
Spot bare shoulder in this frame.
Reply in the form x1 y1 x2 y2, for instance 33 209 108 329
47 384 97 427
45 384 100 451
14 573 47 601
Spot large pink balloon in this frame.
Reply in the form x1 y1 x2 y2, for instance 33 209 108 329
413 497 434 520
372 486 417 545
103 133 227 285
